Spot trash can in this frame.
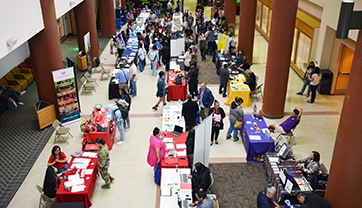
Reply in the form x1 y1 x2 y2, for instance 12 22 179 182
34 100 56 130
317 69 333 94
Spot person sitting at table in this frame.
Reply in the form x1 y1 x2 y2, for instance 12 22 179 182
147 127 166 173
208 100 226 146
245 71 256 92
95 138 115 189
115 67 129 93
189 189 214 208
226 97 244 142
47 145 69 174
268 107 303 134
257 185 280 208
297 151 321 181
234 50 244 66
188 162 212 202
43 166 67 199
186 129 195 168
217 63 230 98
182 94 199 131
297 192 333 208
238 56 250 73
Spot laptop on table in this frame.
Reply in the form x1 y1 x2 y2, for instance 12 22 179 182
170 125 183 137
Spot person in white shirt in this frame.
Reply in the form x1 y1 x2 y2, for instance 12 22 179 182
128 60 138 97
307 67 321 104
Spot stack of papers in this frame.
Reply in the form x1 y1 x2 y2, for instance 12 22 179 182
71 158 91 169
176 144 186 149
249 135 261 140
163 137 173 143
177 150 187 157
71 185 86 193
81 169 94 175
166 143 175 150
81 152 97 158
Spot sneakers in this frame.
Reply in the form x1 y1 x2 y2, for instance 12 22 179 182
110 176 115 182
226 136 231 140
233 139 239 142
296 92 302 95
17 102 24 106
307 100 314 104
101 184 111 189
210 142 213 146
124 127 130 132
117 141 125 145
20 91 26 96
306 94 310 97
215 140 218 145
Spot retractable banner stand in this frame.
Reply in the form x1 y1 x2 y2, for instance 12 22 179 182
52 67 81 124
84 32 91 70
193 115 213 167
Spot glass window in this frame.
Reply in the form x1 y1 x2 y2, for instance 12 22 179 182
291 29 298 63
295 32 312 70
262 5 269 33
267 10 272 36
256 1 262 27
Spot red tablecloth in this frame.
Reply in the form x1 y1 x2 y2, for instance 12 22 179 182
167 70 187 101
56 156 98 208
83 109 116 150
161 132 189 168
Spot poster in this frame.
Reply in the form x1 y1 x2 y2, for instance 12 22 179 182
217 33 229 51
52 67 81 123
204 6 212 21
84 32 91 70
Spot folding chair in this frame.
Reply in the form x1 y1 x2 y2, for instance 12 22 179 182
93 57 111 80
52 119 73 144
277 126 296 147
207 173 214 194
84 71 98 86
250 83 263 101
207 194 219 208
36 185 55 208
79 77 93 95
80 77 96 91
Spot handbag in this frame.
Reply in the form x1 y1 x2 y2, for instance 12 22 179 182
234 106 243 129
154 163 161 184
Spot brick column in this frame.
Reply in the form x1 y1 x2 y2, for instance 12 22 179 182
99 0 117 37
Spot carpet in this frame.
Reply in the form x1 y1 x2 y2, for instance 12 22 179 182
208 162 269 208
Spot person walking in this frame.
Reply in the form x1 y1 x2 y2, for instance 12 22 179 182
307 67 321 104
208 101 226 145
197 83 214 121
152 71 166 110
226 97 244 142
95 138 115 189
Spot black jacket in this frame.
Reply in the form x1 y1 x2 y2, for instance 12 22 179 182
191 167 211 193
182 100 199 121
246 76 256 91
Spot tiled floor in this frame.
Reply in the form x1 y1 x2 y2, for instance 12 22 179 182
8 3 344 208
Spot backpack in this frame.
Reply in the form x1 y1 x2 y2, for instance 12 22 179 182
190 45 198 53
175 76 182 85
7 97 17 110
119 105 129 120
149 50 157 61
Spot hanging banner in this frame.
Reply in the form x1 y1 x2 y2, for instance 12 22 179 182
84 32 91 70
52 67 81 123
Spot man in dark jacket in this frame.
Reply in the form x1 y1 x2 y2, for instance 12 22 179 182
182 94 199 131
190 162 211 202
197 82 214 121
161 40 171 71
297 192 333 208
188 62 199 98
217 63 230 97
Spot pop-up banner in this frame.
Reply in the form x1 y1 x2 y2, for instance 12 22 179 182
52 67 81 123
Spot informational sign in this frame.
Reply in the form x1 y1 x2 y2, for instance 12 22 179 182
52 67 81 123
204 6 212 21
217 33 230 51
84 32 91 70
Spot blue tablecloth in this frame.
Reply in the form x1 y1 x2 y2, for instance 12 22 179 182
241 115 275 162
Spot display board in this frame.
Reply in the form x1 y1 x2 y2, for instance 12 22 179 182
171 38 185 57
204 6 212 21
193 115 212 167
217 33 230 51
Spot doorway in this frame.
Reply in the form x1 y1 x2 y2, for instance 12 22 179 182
335 45 354 94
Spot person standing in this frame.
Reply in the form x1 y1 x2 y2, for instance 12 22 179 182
297 62 315 97
257 185 280 208
186 13 194 30
208 101 226 145
107 104 125 145
147 127 166 173
116 33 126 58
138 43 146 72
199 32 207 61
197 83 214 121
128 60 138 97
226 97 244 142
95 138 115 189
217 63 230 97
115 68 129 93
182 94 200 131
205 27 214 55
155 1 161 17
307 67 321 104
148 45 159 76
188 62 199 98
119 88 131 131
152 71 166 110
162 40 171 72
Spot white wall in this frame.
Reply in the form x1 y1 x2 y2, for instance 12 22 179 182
0 0 44 60
299 0 323 20
54 0 84 19
0 42 30 78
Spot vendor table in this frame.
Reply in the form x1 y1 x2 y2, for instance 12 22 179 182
83 108 116 150
55 156 98 208
162 104 186 132
167 70 187 101
215 50 233 70
224 74 251 107
265 152 312 204
161 132 189 169
241 115 274 162
160 168 192 208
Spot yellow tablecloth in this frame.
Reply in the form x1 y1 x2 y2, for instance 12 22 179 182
224 75 252 107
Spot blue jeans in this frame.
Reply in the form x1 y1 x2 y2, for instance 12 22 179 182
219 80 228 96
116 119 125 141
226 121 239 141
130 80 137 95
299 79 311 95
123 117 130 128
3 89 20 103
156 9 161 17
57 163 69 173
207 41 213 55
151 60 157 76
139 59 145 72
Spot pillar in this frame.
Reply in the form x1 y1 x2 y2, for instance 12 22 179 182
74 0 99 65
262 0 298 118
28 0 63 119
99 0 117 37
223 0 236 26
121 0 126 8
238 0 257 64
324 31 362 207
